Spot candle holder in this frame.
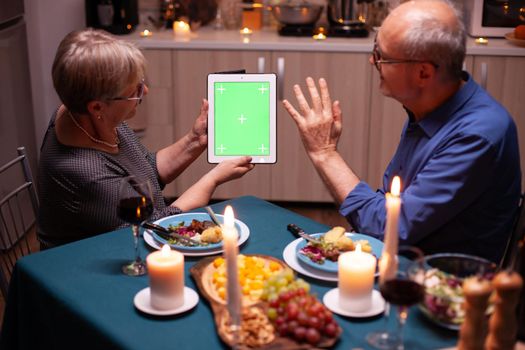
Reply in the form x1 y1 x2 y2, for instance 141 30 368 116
173 21 191 41
140 29 153 38
313 33 327 41
475 37 489 45
240 27 253 43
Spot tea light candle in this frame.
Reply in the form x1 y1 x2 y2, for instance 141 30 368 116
173 21 191 40
380 176 401 283
475 37 489 45
240 27 253 43
338 244 377 312
146 244 184 310
223 206 241 325
313 33 327 41
140 29 152 38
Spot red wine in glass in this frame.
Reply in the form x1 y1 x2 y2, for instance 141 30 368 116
118 197 153 224
380 279 425 307
118 176 153 276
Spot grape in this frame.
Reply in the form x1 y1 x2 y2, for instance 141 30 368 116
288 320 299 331
293 326 307 341
267 307 278 321
308 316 322 330
285 301 299 320
307 302 324 316
305 328 321 345
277 323 289 336
324 322 338 337
297 311 309 326
275 316 286 326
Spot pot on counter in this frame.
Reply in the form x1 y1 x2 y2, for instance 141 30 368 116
270 0 324 26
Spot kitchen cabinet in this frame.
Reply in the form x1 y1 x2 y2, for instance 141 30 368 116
130 49 177 195
470 55 525 190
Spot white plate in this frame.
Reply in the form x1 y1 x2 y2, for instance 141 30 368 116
323 288 385 318
143 217 250 257
505 32 525 47
282 238 338 282
296 232 383 274
134 286 199 316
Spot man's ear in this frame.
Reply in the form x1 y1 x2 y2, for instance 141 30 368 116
417 62 436 87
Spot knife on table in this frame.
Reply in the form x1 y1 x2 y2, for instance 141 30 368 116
287 224 322 244
141 222 199 246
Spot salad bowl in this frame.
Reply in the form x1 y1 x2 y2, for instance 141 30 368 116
419 253 497 330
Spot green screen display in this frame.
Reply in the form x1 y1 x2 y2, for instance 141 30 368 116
214 81 270 156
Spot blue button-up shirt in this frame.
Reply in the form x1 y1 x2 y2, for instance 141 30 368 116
340 72 521 263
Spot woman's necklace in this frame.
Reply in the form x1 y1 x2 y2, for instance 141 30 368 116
68 111 120 148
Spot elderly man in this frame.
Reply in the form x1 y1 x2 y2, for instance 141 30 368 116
283 0 521 263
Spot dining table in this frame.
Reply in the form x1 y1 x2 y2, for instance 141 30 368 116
0 195 459 350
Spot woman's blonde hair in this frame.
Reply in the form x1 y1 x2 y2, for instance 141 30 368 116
52 28 145 114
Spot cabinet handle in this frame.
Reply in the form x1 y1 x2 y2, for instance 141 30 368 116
480 62 487 90
257 57 265 73
277 57 285 101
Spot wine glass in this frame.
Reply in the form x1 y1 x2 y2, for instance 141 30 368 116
118 176 154 276
367 246 425 349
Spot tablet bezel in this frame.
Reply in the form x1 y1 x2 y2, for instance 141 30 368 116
207 73 277 164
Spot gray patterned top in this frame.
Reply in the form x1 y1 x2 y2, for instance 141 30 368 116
37 111 182 247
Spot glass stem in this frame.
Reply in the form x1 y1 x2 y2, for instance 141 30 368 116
396 305 408 349
132 224 141 262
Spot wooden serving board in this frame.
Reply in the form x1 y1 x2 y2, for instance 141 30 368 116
190 255 341 349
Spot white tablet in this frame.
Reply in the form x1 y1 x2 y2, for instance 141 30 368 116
207 73 277 164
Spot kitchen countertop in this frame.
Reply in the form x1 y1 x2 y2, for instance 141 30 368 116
125 25 525 56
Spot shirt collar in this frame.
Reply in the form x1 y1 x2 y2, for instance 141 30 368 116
407 71 477 138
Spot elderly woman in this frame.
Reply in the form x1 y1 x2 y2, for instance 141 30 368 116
37 29 254 248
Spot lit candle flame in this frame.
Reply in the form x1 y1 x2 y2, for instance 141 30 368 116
224 205 234 228
161 244 171 256
240 27 252 35
391 176 401 196
355 243 362 253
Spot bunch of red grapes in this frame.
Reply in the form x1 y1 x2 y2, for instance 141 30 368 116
267 288 340 346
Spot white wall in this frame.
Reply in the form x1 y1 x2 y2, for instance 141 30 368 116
25 0 85 154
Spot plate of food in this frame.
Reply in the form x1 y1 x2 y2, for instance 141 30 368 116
504 31 525 47
295 227 382 273
144 212 249 254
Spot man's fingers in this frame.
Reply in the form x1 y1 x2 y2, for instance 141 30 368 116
306 77 322 113
283 99 303 125
319 78 333 115
293 84 311 117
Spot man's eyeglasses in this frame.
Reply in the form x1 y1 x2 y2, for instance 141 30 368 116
372 36 439 71
109 79 145 104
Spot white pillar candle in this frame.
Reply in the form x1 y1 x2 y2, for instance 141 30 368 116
222 205 241 325
173 21 190 40
146 244 184 310
338 244 377 312
380 176 401 284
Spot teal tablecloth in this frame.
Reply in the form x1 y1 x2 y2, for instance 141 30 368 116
0 196 457 350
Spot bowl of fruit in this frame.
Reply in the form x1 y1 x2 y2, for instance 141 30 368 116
419 253 497 330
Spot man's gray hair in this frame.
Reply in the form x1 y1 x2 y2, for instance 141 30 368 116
399 0 466 81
